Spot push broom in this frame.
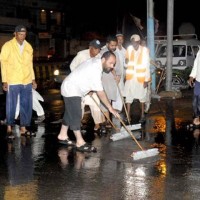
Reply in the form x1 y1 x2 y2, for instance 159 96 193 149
91 95 143 141
116 83 131 125
110 83 142 141
117 115 159 160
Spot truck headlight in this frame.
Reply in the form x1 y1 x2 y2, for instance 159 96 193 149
178 60 186 66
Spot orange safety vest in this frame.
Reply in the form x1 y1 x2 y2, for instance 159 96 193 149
125 46 146 83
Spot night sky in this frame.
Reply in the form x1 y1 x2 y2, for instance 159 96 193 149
67 0 200 39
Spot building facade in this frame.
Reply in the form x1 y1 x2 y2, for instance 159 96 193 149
0 0 72 59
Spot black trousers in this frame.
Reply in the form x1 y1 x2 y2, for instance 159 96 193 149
62 96 82 130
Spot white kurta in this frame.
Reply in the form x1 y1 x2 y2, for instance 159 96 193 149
112 46 126 111
61 58 103 97
69 49 103 123
70 49 100 71
124 77 147 102
190 50 200 81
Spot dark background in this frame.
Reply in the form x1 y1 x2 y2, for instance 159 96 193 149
66 0 199 39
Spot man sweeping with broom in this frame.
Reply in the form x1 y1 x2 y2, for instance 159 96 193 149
57 51 120 153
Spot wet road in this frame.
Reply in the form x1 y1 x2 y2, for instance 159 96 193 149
1 89 200 200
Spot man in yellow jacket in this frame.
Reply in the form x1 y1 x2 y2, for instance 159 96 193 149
124 34 150 123
1 25 37 138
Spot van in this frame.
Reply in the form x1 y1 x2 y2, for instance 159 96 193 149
155 34 200 70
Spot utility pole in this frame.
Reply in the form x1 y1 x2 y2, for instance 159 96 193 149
165 0 174 91
147 0 156 92
160 0 181 98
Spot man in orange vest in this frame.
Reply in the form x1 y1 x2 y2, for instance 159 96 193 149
124 34 150 123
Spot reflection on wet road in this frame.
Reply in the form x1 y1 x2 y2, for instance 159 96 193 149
1 89 200 200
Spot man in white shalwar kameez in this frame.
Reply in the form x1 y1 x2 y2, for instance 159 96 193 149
100 36 122 127
124 34 150 123
70 39 104 131
112 33 126 112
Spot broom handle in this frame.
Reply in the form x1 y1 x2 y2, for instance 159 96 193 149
90 95 119 132
116 83 131 125
156 69 166 93
117 115 144 151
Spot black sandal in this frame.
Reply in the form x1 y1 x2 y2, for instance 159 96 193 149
76 143 97 153
7 132 15 140
58 138 75 146
21 131 36 137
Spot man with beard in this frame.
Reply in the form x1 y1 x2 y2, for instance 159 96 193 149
100 36 122 127
57 51 119 152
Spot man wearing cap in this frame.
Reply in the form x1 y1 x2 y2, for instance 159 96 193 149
1 25 37 137
70 39 102 71
69 39 104 132
112 33 126 112
124 34 150 123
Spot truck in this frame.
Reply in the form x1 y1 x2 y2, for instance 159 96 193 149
155 34 200 70
154 34 200 91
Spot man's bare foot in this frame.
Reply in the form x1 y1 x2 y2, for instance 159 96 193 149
58 125 68 140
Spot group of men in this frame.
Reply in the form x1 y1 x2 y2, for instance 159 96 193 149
57 33 151 152
0 24 151 153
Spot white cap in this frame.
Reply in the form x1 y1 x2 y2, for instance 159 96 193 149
130 34 140 41
116 33 123 37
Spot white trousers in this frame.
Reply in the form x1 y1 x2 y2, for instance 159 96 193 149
112 88 123 111
82 93 103 124
112 79 124 112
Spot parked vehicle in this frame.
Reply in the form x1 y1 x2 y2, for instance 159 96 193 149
155 34 200 70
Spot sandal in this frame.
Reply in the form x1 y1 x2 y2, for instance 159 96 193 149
105 123 112 129
21 130 36 137
76 143 97 153
94 127 107 135
139 116 146 123
7 132 15 140
58 138 75 146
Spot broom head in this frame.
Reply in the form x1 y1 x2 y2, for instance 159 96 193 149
131 148 159 160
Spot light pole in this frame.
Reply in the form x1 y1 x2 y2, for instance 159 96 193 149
165 0 174 91
147 0 156 92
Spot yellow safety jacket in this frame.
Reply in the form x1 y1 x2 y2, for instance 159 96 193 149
125 45 150 83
